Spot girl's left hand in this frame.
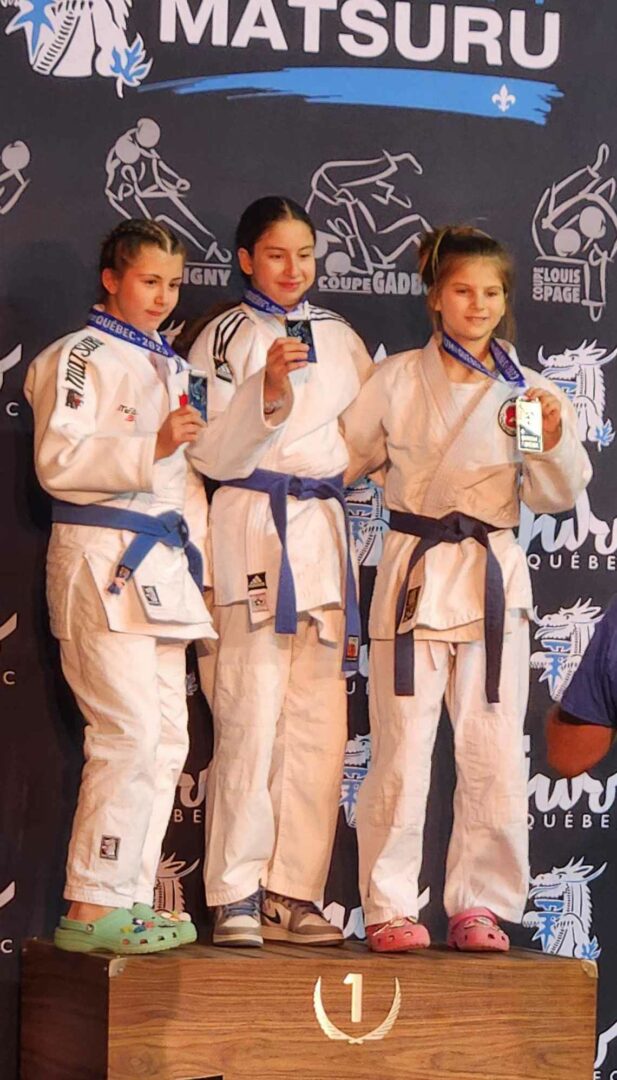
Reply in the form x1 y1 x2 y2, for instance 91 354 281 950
524 387 562 451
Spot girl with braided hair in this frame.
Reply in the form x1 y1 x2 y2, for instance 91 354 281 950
25 218 286 954
342 225 591 953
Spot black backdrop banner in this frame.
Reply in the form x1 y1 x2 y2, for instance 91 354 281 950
2 3 617 1077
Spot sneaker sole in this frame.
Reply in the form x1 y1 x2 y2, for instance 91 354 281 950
261 925 343 946
212 932 263 947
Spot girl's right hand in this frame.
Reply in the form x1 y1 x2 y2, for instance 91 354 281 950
155 405 205 461
264 337 309 403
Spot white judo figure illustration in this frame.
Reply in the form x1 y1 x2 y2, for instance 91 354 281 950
0 344 22 389
105 118 231 263
0 140 30 215
533 144 617 322
306 150 431 277
2 0 151 96
523 857 605 960
537 338 617 450
531 599 604 701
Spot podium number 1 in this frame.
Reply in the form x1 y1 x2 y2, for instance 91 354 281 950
343 973 363 1023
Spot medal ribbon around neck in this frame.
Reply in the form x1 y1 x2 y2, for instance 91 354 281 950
243 285 310 321
87 308 176 359
442 331 526 388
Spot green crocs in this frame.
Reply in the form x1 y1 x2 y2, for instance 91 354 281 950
54 906 180 954
132 903 198 946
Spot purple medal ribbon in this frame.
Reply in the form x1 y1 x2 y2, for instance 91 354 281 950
442 332 526 388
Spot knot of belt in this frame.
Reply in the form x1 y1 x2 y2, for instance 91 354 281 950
224 467 361 673
51 500 204 594
389 509 505 704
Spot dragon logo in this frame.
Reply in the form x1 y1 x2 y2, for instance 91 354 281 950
532 144 617 322
307 150 431 294
340 734 371 828
530 599 603 700
154 852 198 915
2 0 151 96
345 478 389 567
523 857 605 960
538 339 617 450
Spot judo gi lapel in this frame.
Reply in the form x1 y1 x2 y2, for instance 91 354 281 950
420 337 494 514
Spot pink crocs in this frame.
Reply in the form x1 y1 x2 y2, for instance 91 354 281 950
366 916 430 953
447 907 510 952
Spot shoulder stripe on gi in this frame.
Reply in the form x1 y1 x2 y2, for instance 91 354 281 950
213 309 248 362
307 305 350 327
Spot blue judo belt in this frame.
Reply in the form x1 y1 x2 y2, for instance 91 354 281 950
51 500 204 594
390 510 505 704
223 468 361 673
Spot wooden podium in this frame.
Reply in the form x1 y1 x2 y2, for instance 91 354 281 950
21 939 597 1080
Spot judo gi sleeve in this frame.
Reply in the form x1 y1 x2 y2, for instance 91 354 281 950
25 339 155 500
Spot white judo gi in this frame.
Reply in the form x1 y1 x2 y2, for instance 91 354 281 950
342 337 592 926
25 323 283 908
189 302 373 906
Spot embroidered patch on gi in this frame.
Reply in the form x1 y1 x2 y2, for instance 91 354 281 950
100 835 120 860
249 594 269 614
142 585 162 606
403 587 420 622
214 357 233 382
345 635 360 661
498 397 518 437
117 404 137 422
65 388 83 409
247 572 267 591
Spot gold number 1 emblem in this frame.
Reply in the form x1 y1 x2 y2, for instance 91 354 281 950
313 973 401 1044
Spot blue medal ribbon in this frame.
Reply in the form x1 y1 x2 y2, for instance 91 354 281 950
242 285 308 319
87 308 177 360
242 287 316 362
442 332 526 388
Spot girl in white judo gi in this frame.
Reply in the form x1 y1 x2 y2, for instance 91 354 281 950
342 226 592 953
25 219 286 954
189 196 373 946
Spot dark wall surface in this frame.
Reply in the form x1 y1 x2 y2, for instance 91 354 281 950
1 3 617 1077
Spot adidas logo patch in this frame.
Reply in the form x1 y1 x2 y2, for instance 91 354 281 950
214 357 233 382
247 572 267 591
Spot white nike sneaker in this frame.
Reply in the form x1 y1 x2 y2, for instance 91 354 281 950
212 890 263 947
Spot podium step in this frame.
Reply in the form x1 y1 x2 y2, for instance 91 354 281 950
21 938 597 1080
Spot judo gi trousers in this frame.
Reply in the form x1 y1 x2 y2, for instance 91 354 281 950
59 564 190 907
204 603 348 906
357 616 530 926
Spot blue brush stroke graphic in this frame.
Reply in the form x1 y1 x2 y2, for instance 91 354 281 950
141 67 563 126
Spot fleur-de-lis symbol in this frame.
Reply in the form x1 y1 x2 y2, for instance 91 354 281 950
492 84 516 113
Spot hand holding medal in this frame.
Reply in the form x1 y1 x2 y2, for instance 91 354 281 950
519 386 563 452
